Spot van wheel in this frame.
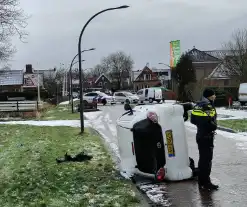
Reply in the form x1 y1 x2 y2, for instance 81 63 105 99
149 98 153 103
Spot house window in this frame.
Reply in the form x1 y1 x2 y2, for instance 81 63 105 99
99 82 102 86
144 74 151 80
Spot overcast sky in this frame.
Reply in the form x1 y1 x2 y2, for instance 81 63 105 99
10 0 247 71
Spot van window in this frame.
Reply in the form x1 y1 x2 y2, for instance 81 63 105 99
145 89 148 97
137 90 143 95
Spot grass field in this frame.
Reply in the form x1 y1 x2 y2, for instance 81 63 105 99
218 119 247 132
40 105 80 120
0 125 140 207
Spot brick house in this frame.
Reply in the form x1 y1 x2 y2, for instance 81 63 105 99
72 74 112 92
133 65 161 91
176 47 241 100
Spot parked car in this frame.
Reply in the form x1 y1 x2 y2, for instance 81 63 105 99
113 91 139 104
83 91 115 106
137 88 162 103
238 83 247 106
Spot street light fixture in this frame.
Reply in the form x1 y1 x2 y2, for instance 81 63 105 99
78 5 130 134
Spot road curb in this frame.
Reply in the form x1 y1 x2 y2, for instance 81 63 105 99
218 126 236 133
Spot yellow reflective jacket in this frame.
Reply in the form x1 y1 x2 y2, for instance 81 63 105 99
191 99 217 134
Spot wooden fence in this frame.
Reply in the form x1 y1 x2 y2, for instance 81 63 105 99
0 101 43 112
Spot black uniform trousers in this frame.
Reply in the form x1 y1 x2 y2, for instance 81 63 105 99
196 133 214 185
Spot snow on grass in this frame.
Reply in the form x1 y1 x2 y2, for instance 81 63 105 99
216 107 247 120
40 106 80 120
59 98 79 105
0 120 90 128
0 125 140 207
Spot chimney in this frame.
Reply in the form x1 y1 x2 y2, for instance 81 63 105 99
26 64 33 73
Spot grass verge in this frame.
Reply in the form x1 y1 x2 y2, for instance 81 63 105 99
218 119 247 132
0 125 140 207
39 105 80 120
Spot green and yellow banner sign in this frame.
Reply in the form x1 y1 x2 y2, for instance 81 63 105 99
170 40 181 68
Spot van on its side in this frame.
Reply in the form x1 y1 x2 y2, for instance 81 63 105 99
136 88 162 103
238 83 247 105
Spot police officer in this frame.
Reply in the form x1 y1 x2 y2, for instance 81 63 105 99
191 88 219 190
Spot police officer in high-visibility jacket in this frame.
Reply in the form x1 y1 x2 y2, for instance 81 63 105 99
191 88 219 190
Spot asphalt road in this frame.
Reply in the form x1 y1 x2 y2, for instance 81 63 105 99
85 104 247 207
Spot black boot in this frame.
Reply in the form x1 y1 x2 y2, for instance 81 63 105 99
199 182 219 191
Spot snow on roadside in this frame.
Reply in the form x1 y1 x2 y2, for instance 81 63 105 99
59 98 79 105
84 111 120 163
0 120 91 128
185 122 247 154
217 107 247 120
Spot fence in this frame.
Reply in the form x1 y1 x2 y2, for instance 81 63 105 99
0 101 43 112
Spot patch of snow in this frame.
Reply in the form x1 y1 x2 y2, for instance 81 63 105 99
84 111 120 165
0 120 91 128
84 111 103 120
139 184 171 206
185 122 247 154
185 122 247 140
217 107 247 120
59 98 79 105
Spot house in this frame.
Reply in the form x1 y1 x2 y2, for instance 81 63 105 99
23 64 56 91
181 47 241 100
93 74 111 90
152 68 171 88
0 70 23 92
71 74 112 92
133 65 161 91
110 70 131 89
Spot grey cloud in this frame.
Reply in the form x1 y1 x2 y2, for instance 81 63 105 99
9 0 247 70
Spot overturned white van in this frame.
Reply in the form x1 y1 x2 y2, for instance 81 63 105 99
116 102 195 181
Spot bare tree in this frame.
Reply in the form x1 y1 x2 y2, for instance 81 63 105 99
88 64 106 77
223 28 247 82
43 68 65 97
0 0 28 61
101 51 134 89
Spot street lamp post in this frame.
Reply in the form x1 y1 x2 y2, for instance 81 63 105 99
101 75 105 92
69 48 95 113
70 59 85 113
78 5 129 133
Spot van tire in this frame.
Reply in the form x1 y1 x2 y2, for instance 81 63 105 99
149 98 153 103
